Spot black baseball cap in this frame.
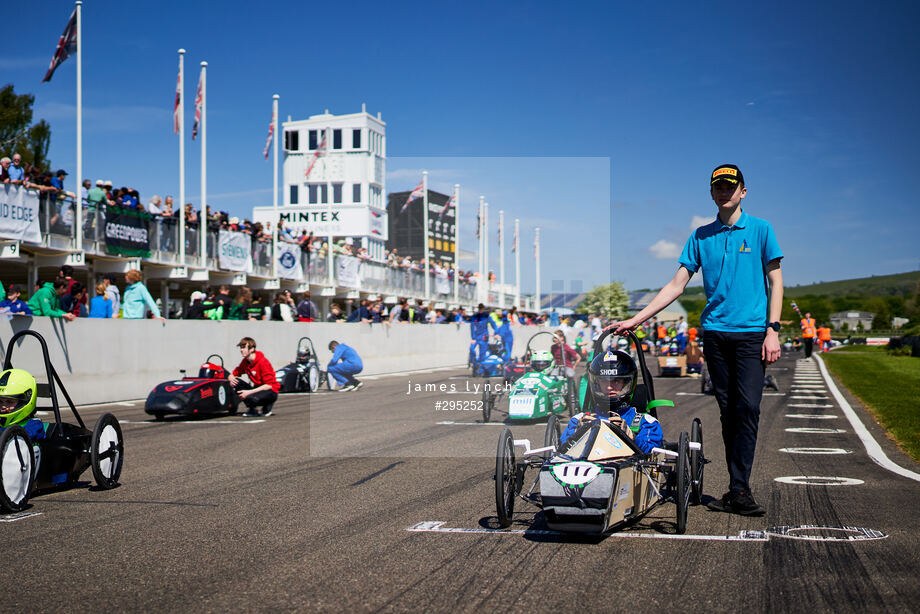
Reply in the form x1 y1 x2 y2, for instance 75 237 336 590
710 164 744 186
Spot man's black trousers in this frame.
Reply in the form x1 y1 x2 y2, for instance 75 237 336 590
702 330 766 493
234 380 278 412
803 337 814 358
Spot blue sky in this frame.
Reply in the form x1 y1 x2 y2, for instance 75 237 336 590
5 0 919 293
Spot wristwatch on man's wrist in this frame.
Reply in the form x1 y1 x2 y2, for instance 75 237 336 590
768 321 781 332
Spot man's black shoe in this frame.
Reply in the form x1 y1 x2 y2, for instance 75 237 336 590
707 490 766 516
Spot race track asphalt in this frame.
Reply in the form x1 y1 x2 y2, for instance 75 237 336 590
4 352 919 612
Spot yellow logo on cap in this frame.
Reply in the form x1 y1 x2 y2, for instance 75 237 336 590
712 167 738 179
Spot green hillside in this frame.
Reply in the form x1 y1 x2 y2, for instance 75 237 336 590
637 271 920 332
785 271 920 298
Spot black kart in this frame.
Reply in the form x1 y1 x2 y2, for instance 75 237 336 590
0 330 123 513
144 354 240 420
276 337 324 393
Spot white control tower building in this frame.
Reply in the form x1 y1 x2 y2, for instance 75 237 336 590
253 105 388 260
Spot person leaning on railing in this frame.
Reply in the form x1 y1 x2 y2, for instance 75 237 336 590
27 279 75 321
122 269 164 321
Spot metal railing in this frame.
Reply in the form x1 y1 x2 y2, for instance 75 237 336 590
28 191 517 306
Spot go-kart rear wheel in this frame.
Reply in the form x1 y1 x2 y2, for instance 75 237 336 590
690 418 704 505
765 374 779 391
495 428 516 528
307 364 320 392
153 412 165 421
676 431 691 534
0 426 34 513
482 390 492 423
91 413 124 490
544 415 561 459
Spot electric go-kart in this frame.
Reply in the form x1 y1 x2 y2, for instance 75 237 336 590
492 330 706 534
471 334 507 378
482 331 576 423
144 354 240 420
0 330 123 513
275 337 324 393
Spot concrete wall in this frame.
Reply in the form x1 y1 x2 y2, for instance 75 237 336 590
0 318 542 405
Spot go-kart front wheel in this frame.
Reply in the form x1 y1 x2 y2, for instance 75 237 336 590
690 418 704 505
0 426 34 513
676 432 691 534
544 415 562 459
495 428 517 528
91 413 124 489
482 390 493 423
308 364 320 392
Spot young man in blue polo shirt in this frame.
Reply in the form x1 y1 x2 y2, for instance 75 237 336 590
610 164 783 516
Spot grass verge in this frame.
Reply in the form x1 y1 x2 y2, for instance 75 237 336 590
823 348 920 462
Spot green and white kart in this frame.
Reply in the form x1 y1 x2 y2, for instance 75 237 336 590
482 331 576 423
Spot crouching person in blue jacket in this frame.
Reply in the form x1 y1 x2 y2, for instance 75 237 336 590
561 349 663 454
327 340 364 392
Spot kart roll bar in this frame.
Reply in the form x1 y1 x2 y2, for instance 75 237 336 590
3 329 84 430
591 329 656 406
205 354 224 367
297 337 317 359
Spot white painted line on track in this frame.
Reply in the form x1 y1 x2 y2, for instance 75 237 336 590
786 427 846 434
675 391 786 396
790 395 829 400
785 414 838 419
780 447 853 455
0 512 42 523
775 476 864 486
436 421 508 426
119 419 266 425
788 404 834 408
407 522 886 542
814 354 920 483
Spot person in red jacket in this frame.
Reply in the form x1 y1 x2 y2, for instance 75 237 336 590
229 337 280 417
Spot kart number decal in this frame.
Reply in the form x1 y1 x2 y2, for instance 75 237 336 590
603 432 623 449
509 396 536 416
551 461 601 487
218 386 227 405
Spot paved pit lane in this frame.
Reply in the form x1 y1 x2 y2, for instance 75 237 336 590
3 354 919 612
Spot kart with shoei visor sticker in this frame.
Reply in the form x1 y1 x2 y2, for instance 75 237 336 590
491 330 708 535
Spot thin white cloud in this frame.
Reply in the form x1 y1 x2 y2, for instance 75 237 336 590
649 239 680 259
33 102 169 133
746 101 755 106
690 215 711 229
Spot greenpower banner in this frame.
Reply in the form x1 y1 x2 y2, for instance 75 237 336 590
104 207 151 257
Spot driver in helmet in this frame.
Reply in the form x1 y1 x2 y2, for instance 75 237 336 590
560 350 663 454
0 368 45 441
529 350 554 373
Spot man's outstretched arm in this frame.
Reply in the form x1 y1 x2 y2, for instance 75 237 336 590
608 266 693 334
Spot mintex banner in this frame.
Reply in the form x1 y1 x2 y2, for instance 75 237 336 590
218 229 253 273
0 185 41 243
104 207 150 257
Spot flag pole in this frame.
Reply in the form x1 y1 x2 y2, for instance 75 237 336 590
74 1 83 252
453 184 459 305
483 202 489 306
499 209 505 310
326 127 333 288
477 195 484 305
199 61 207 268
423 170 429 300
272 94 279 279
514 218 520 311
535 227 541 313
178 49 185 266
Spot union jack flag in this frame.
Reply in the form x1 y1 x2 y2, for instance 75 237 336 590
192 67 203 140
262 107 275 160
438 193 455 221
400 178 425 215
476 204 481 239
511 224 518 253
497 221 502 247
42 9 77 83
173 61 182 134
305 135 326 178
